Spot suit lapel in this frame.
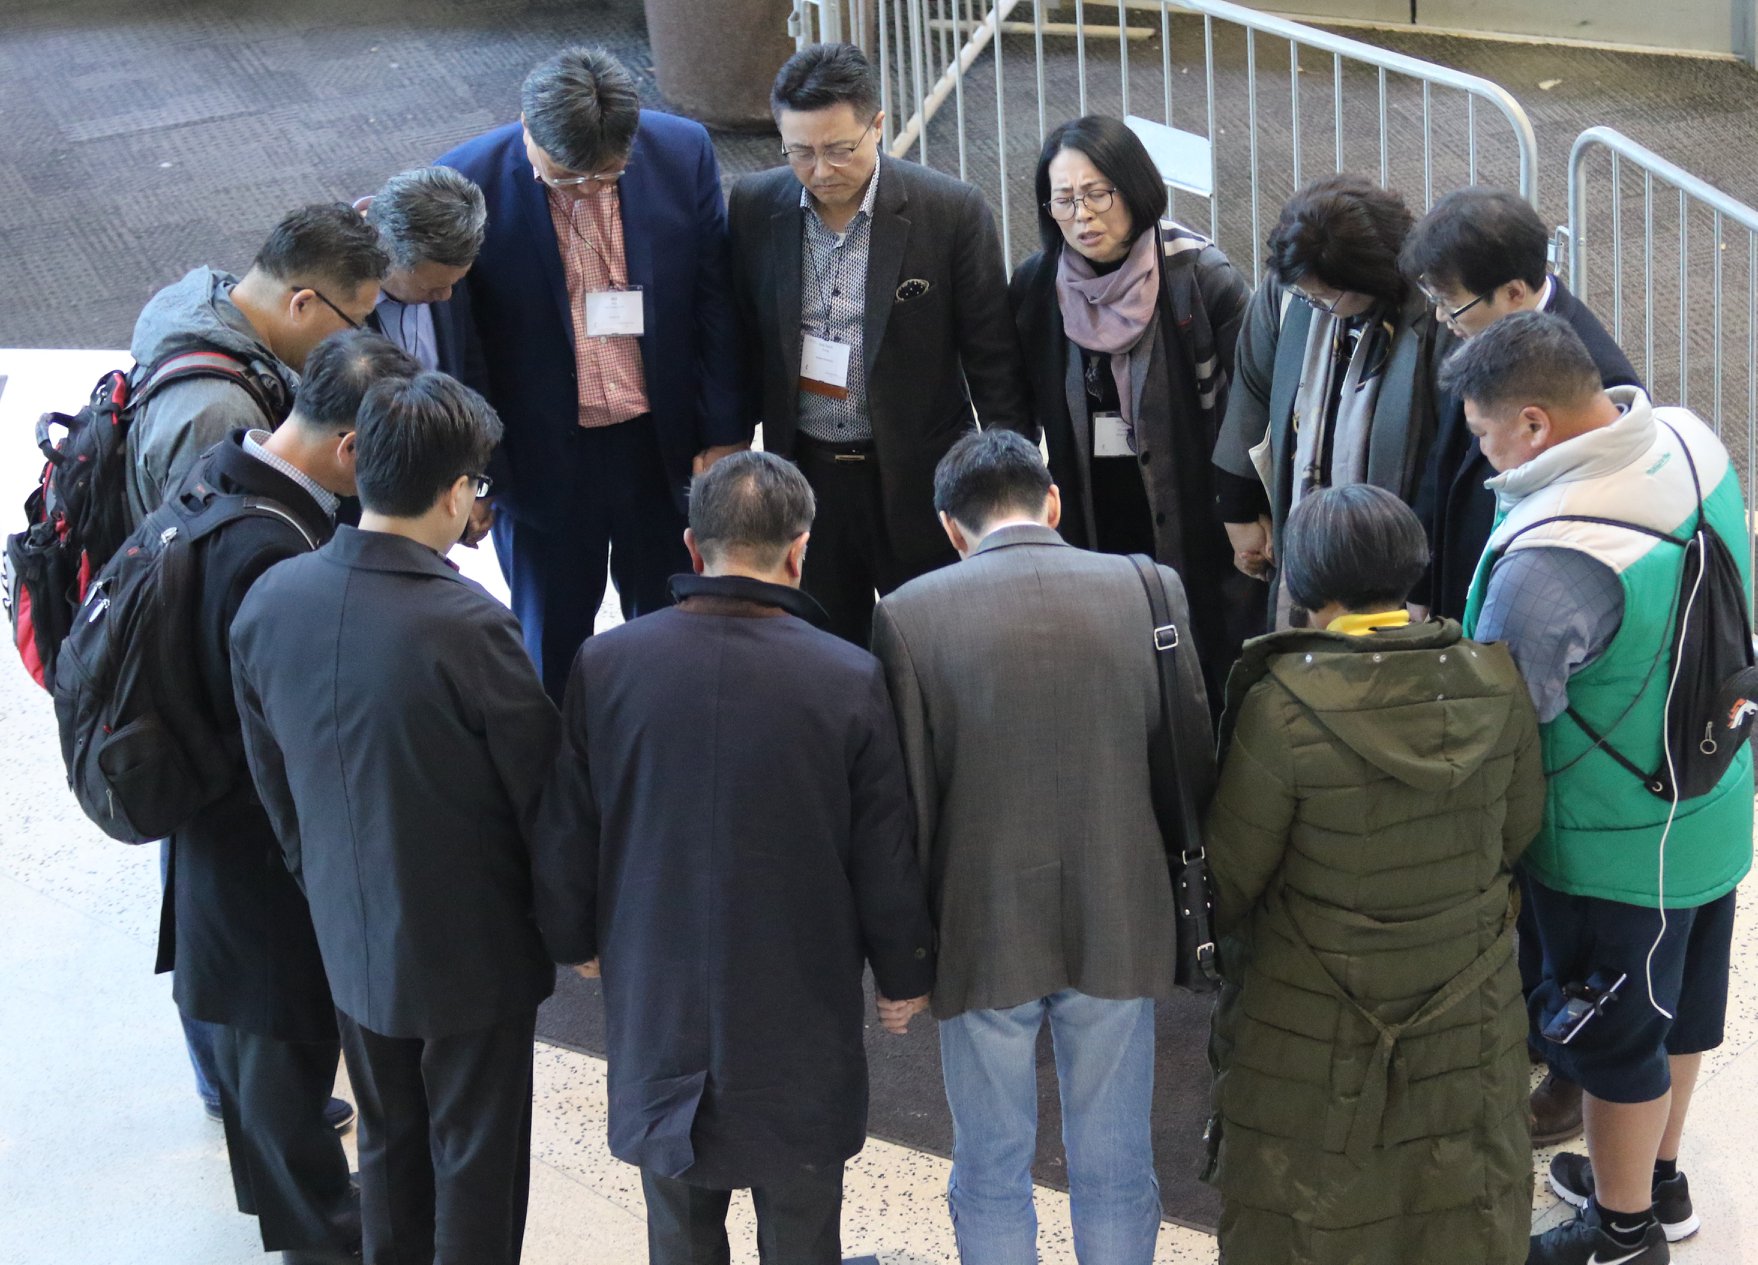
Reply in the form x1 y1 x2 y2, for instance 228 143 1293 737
863 170 910 377
770 185 804 401
510 135 573 338
619 130 654 369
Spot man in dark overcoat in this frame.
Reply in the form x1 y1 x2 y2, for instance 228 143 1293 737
531 450 936 1265
232 372 560 1265
162 330 416 1263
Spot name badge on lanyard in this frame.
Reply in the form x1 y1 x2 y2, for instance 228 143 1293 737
585 286 644 337
800 332 852 400
1093 411 1136 458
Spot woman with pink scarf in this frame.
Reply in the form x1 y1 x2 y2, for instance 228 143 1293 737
1008 115 1256 706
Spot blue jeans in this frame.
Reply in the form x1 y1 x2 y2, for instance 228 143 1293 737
938 991 1160 1265
160 839 222 1109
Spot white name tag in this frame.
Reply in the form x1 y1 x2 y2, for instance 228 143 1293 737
585 288 644 337
800 332 853 399
1093 411 1135 458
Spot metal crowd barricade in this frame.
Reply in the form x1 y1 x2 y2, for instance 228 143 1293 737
1563 126 1758 609
789 0 1540 275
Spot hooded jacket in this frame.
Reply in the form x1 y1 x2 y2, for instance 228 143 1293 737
1203 618 1544 1265
123 267 295 527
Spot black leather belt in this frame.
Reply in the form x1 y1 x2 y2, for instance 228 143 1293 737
795 433 874 463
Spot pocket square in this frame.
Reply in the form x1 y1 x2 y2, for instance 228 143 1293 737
896 277 932 302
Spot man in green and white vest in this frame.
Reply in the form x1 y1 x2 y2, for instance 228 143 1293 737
1447 312 1752 1265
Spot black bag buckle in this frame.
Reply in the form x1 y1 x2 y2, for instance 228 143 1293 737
1153 623 1179 651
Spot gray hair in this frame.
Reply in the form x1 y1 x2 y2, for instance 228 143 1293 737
366 167 487 271
521 47 640 174
688 451 815 568
1280 484 1428 613
1437 309 1603 417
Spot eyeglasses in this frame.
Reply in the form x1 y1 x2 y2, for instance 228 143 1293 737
468 473 494 499
1421 287 1488 324
541 162 631 189
296 285 363 329
1288 285 1347 315
1044 188 1117 221
781 120 877 169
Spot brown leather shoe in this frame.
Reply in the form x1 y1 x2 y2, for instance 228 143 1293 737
1530 1069 1584 1146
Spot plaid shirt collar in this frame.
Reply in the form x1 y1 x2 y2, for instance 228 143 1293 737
242 429 340 519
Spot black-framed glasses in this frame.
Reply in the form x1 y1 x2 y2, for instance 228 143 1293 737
1421 288 1488 324
295 284 363 330
469 473 494 499
781 119 877 169
1044 188 1117 221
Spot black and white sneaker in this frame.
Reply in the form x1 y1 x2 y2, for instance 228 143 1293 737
1527 1213 1668 1265
1549 1153 1700 1241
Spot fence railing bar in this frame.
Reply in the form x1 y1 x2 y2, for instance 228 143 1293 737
1118 0 1130 116
995 0 1010 263
1714 209 1724 432
1247 25 1260 285
1332 52 1343 172
1377 67 1388 187
1467 94 1477 186
1644 169 1654 384
1075 0 1088 114
1612 154 1623 343
1204 14 1219 242
1289 40 1302 189
1679 189 1690 407
1033 0 1046 143
1421 79 1433 208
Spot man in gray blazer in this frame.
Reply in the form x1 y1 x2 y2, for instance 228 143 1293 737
728 42 1031 647
871 429 1213 1265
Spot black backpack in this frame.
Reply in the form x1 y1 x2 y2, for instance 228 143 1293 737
1502 421 1757 801
51 478 317 844
2 349 285 691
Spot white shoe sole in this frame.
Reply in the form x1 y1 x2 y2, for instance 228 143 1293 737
1548 1173 1701 1243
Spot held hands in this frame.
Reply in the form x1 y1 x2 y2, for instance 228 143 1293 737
692 442 751 477
875 993 930 1035
460 498 496 549
1225 514 1275 581
571 959 601 980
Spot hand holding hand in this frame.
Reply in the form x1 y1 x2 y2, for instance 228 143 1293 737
571 959 601 980
1225 514 1275 580
460 498 496 549
875 993 930 1035
692 442 751 477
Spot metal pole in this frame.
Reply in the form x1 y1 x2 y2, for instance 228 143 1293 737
1377 67 1388 187
1075 0 1088 114
879 0 896 149
1714 210 1724 433
1033 0 1046 143
1467 94 1477 186
1679 189 1690 407
1289 40 1301 190
952 0 967 180
1205 14 1218 242
1644 170 1654 384
1421 78 1433 208
1332 52 1343 173
1119 0 1130 116
996 0 1012 263
1247 26 1260 283
1612 154 1623 343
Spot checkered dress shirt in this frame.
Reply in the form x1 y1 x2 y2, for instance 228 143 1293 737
796 161 881 443
547 184 649 429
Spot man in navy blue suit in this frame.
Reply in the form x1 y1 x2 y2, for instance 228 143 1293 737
438 47 746 698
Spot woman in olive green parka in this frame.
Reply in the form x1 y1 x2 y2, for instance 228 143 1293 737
1203 485 1546 1265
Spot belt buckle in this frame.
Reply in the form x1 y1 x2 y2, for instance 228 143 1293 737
832 450 867 463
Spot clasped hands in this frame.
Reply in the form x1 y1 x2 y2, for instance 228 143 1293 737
570 962 928 1035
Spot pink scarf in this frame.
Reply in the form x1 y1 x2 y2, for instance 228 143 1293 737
1054 229 1160 428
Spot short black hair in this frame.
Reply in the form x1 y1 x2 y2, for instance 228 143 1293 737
1437 309 1603 416
770 42 881 118
353 373 503 518
1281 484 1429 612
253 203 390 294
1034 115 1167 257
521 47 640 174
1267 174 1414 305
933 429 1052 531
291 330 420 432
1401 187 1549 295
688 451 815 568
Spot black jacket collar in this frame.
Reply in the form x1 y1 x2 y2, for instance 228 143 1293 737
668 573 828 626
321 524 465 580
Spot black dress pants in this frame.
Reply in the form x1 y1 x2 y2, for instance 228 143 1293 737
210 1025 358 1254
336 1008 538 1265
493 414 690 701
641 1164 845 1265
794 437 944 647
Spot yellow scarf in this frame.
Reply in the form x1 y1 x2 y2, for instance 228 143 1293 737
1325 609 1411 637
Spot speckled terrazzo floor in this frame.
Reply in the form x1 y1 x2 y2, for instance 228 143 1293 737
2 348 1754 1262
